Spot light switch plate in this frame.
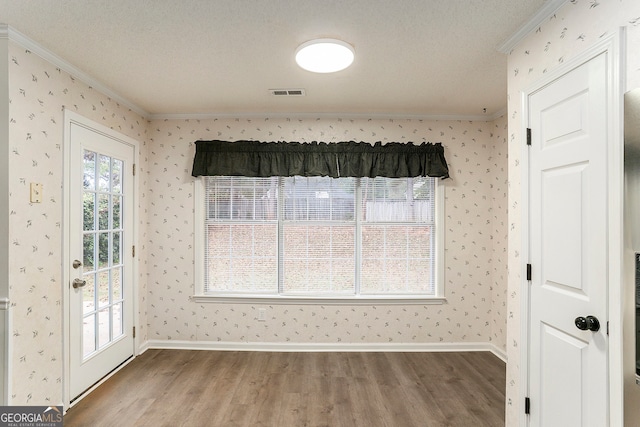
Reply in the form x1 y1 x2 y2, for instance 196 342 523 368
30 183 42 203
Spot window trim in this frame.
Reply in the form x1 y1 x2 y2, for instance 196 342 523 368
194 177 445 305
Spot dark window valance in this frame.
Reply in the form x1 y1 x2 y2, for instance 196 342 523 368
192 140 449 179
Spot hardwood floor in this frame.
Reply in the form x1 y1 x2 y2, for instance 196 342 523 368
63 350 505 427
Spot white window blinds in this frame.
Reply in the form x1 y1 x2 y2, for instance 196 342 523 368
203 175 439 298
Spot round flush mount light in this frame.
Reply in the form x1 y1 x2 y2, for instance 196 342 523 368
295 39 355 73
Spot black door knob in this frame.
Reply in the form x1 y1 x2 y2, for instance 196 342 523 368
575 315 600 332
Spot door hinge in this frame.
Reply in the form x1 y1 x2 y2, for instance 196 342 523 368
132 245 135 257
527 128 532 146
607 321 609 336
526 263 532 281
133 326 136 338
525 397 530 415
133 163 136 176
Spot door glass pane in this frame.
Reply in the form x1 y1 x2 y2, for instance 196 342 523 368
83 151 96 190
83 234 95 270
112 232 121 265
112 159 123 193
83 193 95 231
98 232 109 269
83 314 96 357
98 194 109 230
113 267 122 301
98 155 110 192
83 272 96 314
112 196 121 229
112 303 123 339
98 308 110 348
98 270 110 307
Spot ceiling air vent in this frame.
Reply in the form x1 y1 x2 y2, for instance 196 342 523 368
269 88 306 96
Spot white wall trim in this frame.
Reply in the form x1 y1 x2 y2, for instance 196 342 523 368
4 25 149 118
142 339 507 362
497 0 568 54
607 27 625 427
193 178 205 296
489 108 507 122
149 110 506 123
191 295 447 306
519 83 532 427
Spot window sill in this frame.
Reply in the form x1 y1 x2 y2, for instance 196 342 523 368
191 295 446 306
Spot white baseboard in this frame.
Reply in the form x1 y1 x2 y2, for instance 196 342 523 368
137 340 151 355
141 339 507 362
490 345 507 362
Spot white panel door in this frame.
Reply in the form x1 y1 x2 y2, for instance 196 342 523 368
69 122 135 400
528 52 608 425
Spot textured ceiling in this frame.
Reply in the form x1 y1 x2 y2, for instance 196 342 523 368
0 0 551 117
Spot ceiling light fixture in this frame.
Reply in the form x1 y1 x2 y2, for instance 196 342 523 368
295 39 355 73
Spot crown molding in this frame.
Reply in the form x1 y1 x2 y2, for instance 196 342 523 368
3 24 149 118
497 0 568 54
150 109 506 123
489 107 507 121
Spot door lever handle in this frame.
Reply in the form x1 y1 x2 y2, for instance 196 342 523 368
72 278 87 289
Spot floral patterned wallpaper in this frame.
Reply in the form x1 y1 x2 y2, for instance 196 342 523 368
146 116 508 350
6 41 149 405
505 1 640 424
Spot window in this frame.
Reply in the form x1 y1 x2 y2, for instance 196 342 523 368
195 175 444 303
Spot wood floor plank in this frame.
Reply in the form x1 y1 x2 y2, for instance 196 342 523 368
63 350 506 427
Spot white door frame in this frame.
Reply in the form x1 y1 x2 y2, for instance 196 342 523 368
62 110 140 408
520 30 624 426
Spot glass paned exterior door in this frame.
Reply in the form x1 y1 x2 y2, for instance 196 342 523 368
68 120 134 400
